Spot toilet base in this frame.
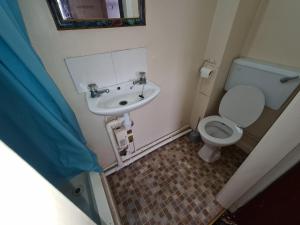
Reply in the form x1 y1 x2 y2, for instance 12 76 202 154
198 144 221 163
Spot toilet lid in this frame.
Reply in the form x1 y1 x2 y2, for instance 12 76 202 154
219 85 265 128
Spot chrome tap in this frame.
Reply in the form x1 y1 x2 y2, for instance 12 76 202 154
88 83 109 98
133 72 147 85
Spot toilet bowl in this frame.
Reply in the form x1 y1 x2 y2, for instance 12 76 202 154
197 85 265 163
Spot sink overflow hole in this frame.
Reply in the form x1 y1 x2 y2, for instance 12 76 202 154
119 100 128 106
72 185 84 197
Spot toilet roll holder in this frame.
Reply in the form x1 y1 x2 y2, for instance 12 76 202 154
199 58 216 78
202 58 216 67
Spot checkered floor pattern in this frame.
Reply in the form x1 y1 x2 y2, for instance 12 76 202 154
107 136 246 225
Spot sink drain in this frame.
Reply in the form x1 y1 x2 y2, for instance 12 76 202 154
119 100 128 106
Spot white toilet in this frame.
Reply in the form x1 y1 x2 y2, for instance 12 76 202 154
197 85 265 163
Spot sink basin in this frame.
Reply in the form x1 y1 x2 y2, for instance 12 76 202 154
85 81 160 116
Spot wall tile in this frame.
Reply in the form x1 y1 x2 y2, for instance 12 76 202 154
112 48 147 84
65 52 117 93
65 48 147 93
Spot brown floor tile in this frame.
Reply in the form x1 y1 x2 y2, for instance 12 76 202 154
107 135 247 225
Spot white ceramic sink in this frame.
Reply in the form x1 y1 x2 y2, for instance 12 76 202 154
85 81 160 116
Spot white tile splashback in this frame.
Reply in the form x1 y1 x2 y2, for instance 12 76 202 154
65 52 116 93
65 48 147 93
112 48 147 84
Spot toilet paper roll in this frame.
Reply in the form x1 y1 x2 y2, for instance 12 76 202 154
200 67 213 78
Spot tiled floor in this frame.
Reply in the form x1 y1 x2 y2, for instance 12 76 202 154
107 136 247 225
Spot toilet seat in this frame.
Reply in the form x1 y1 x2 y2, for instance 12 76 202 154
198 116 243 146
219 85 265 128
197 85 265 162
197 85 265 148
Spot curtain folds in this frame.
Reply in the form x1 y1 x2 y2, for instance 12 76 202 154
0 0 101 186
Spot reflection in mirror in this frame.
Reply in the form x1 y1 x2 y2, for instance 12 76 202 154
57 0 140 20
47 0 145 29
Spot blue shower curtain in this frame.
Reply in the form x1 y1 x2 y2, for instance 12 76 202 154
0 1 101 185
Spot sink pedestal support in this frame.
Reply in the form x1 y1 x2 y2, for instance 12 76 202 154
122 113 132 129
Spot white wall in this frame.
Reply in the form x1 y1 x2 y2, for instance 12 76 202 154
230 142 300 211
242 0 300 68
190 0 300 153
239 0 300 151
18 0 217 168
0 141 96 225
217 88 300 208
190 0 261 129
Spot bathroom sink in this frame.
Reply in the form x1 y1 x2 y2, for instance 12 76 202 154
85 81 160 116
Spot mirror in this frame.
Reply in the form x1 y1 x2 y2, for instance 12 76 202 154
47 0 145 29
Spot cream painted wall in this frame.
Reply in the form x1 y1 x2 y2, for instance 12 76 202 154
191 0 300 153
190 0 261 129
205 0 262 113
230 142 300 211
217 83 300 209
190 0 240 128
18 0 217 168
242 0 300 67
239 0 300 150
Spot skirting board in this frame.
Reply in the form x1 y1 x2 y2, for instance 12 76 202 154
100 173 122 225
104 125 192 176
